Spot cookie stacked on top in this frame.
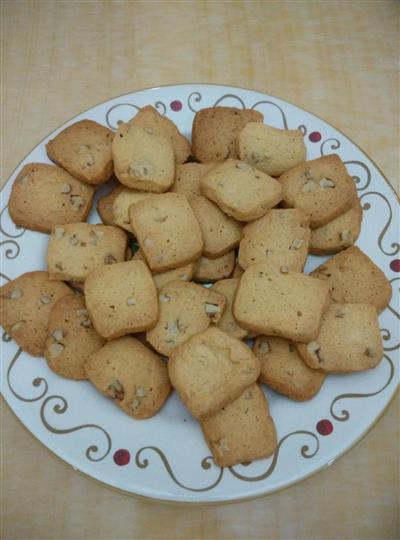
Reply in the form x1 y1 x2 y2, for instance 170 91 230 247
1 105 391 468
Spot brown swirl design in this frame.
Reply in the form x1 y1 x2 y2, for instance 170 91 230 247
297 124 307 136
105 103 141 130
228 431 320 482
344 160 372 191
7 348 49 402
380 329 400 352
135 447 224 492
187 91 202 112
0 205 25 238
330 355 395 421
40 396 111 462
360 192 400 256
0 240 20 260
251 101 288 129
320 138 341 156
388 278 400 320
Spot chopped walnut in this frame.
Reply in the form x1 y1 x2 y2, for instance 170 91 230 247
10 288 23 300
54 227 65 240
52 329 64 342
48 342 65 358
60 183 71 194
259 340 270 354
107 380 124 400
290 239 304 250
302 180 317 193
104 254 117 265
40 295 52 305
319 177 336 189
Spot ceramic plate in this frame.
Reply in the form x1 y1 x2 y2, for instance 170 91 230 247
1 84 399 504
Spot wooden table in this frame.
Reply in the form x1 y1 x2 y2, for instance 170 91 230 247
1 1 399 539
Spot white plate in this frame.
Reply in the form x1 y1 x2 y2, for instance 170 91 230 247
1 84 399 504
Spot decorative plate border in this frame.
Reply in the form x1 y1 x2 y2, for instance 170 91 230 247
1 84 399 503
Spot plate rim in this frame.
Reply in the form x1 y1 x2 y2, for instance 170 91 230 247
1 83 399 504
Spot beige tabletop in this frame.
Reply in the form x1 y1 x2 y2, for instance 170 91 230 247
1 1 399 539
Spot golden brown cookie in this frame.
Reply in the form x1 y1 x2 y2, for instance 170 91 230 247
96 184 124 226
201 384 277 467
85 336 171 419
211 279 248 339
112 187 154 232
170 162 216 198
193 251 236 283
0 271 72 356
46 119 114 185
133 249 195 290
253 336 325 400
44 295 105 380
168 327 261 419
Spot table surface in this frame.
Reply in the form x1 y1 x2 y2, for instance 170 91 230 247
1 1 399 539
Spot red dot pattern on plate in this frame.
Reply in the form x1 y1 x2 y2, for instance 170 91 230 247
309 131 322 143
390 259 400 272
113 449 131 466
316 419 333 436
170 100 182 111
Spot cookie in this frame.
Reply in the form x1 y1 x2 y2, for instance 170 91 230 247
296 303 383 373
238 209 310 272
310 246 392 312
112 188 154 232
8 163 95 233
84 260 158 339
188 195 243 258
97 184 124 225
253 336 325 400
279 154 358 228
112 123 174 192
200 159 283 221
0 271 72 356
168 327 260 419
46 119 114 185
170 162 216 198
211 279 248 339
133 249 195 290
238 122 306 177
85 336 171 419
193 251 236 283
47 223 127 282
146 280 226 356
233 263 330 342
192 107 263 162
128 105 191 164
309 201 363 255
201 384 277 467
129 193 203 272
44 295 105 380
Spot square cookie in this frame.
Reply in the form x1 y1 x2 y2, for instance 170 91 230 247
84 260 159 339
233 263 330 342
200 159 282 221
146 280 226 356
192 107 263 162
46 119 114 185
133 249 195 290
309 201 363 254
253 336 325 400
0 271 72 356
168 327 260 419
170 163 216 198
44 295 105 380
97 184 124 226
129 193 203 272
112 123 174 192
47 223 127 282
296 303 383 373
310 246 392 312
113 187 154 231
8 163 95 233
279 154 358 228
188 195 243 258
238 208 310 272
128 105 191 164
201 384 277 467
193 251 236 283
85 336 171 419
238 122 306 177
211 279 248 339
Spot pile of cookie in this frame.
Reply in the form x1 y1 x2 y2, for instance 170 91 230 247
1 105 392 468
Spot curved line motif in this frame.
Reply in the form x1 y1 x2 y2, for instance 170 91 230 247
297 124 307 136
388 278 400 320
135 447 224 492
2 330 12 342
360 192 400 256
187 91 202 113
0 240 20 260
154 101 166 116
320 138 341 156
380 329 400 352
330 355 395 421
250 101 288 129
0 272 11 282
344 160 371 191
228 431 320 482
0 206 25 238
213 94 246 109
7 349 49 402
40 396 112 462
105 103 141 130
